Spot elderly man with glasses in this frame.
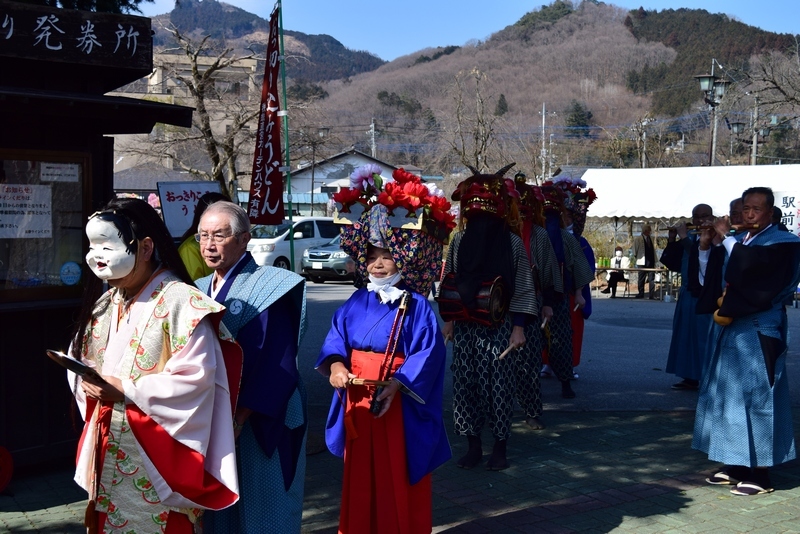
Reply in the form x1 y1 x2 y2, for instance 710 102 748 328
196 201 308 533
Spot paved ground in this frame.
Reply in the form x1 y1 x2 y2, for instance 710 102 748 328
3 294 800 533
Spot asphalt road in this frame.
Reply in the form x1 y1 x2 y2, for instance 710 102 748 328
298 283 800 418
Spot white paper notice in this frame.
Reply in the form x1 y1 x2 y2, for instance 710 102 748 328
0 184 53 238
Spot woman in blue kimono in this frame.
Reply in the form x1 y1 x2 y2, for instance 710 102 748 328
316 205 451 534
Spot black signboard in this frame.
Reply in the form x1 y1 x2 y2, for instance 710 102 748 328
0 0 152 90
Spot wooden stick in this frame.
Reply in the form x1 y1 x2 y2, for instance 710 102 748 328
573 303 580 311
540 317 549 329
497 345 517 360
348 378 391 387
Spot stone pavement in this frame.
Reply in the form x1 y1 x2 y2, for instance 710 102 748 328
3 405 800 533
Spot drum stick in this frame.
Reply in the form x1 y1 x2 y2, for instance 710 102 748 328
540 317 549 329
573 303 580 311
348 378 391 387
497 345 516 360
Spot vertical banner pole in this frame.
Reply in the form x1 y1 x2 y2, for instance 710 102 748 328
247 3 285 228
277 1 295 271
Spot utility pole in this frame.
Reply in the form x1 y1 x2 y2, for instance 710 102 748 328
310 143 316 216
541 103 547 179
751 96 758 165
642 129 647 168
367 118 377 158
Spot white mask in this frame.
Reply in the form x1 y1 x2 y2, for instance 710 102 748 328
615 251 623 258
85 217 136 281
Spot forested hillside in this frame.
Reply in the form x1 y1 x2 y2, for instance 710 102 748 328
310 2 673 169
297 1 798 172
141 0 799 173
624 7 796 116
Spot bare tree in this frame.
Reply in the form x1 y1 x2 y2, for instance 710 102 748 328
744 40 800 114
444 69 501 172
120 25 260 198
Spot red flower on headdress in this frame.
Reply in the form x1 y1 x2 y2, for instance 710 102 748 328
332 187 365 212
392 168 422 185
427 195 457 230
399 181 429 214
377 181 408 213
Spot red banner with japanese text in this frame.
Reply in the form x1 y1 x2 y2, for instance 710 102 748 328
248 6 284 225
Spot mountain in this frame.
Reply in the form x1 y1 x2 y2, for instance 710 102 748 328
305 1 797 165
624 7 796 116
150 0 385 82
144 0 799 170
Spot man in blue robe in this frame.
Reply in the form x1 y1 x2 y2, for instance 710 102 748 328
661 204 714 391
693 187 800 496
196 202 308 532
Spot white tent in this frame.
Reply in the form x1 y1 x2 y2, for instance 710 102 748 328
582 165 800 222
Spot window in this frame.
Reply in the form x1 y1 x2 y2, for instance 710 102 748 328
294 221 315 239
317 220 339 239
0 151 88 302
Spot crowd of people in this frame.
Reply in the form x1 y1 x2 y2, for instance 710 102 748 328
65 168 798 533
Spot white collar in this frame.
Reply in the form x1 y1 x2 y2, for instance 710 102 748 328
367 272 405 304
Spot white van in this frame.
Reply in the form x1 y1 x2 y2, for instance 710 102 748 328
248 217 340 271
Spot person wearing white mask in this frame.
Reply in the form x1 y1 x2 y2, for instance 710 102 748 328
601 246 630 297
68 198 240 533
316 204 451 534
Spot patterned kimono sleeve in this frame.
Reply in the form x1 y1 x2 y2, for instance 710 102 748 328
508 233 538 317
532 225 563 296
442 231 462 278
563 232 594 289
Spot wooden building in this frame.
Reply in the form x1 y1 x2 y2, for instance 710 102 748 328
0 1 192 470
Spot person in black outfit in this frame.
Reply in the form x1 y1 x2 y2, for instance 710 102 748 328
633 224 656 298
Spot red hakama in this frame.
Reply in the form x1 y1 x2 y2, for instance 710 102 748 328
339 349 432 534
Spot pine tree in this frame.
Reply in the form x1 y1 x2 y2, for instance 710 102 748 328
564 100 593 138
495 94 509 116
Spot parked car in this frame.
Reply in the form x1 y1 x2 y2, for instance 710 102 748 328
248 217 339 271
301 234 355 283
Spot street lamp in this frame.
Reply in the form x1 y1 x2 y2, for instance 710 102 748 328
308 127 329 216
694 59 730 166
728 120 746 164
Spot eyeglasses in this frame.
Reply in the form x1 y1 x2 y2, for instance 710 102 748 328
195 232 238 244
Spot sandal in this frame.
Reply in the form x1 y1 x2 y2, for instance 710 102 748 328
705 471 739 485
730 482 774 496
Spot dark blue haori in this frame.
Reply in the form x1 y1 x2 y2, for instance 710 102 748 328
664 235 713 382
198 252 308 533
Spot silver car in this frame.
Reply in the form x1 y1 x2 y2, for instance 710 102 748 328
301 234 355 283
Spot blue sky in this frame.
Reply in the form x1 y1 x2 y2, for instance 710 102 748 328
140 0 800 61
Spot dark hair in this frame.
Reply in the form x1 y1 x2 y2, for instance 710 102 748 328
742 186 774 208
180 192 229 242
614 246 623 252
71 198 193 360
772 205 783 224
